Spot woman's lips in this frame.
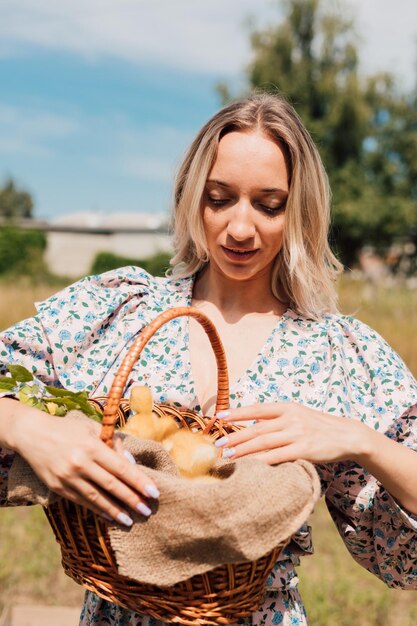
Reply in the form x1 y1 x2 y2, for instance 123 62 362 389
221 246 258 262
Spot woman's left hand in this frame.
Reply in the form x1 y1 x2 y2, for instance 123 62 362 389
215 402 371 465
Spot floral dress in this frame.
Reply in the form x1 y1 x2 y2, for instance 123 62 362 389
1 267 417 626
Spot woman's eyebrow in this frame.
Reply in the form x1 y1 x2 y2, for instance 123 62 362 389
261 188 288 194
206 179 288 194
206 179 230 188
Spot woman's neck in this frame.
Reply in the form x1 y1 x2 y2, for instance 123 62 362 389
192 265 287 318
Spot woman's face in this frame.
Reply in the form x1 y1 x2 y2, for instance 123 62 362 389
202 130 289 285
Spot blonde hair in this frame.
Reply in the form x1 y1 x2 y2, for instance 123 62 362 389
170 93 343 319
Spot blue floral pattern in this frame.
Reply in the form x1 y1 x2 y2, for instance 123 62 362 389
1 266 417 625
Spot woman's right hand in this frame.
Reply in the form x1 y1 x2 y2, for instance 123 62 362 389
1 398 159 526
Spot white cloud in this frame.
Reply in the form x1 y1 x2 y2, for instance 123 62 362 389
82 116 191 182
122 156 175 182
349 0 417 89
0 137 51 158
0 103 80 157
0 103 79 138
0 98 190 184
1 0 415 84
0 0 279 74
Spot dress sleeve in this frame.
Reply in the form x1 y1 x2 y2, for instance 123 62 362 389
324 403 417 589
0 265 154 507
0 313 60 506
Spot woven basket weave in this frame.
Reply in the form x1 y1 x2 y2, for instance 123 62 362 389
44 307 287 625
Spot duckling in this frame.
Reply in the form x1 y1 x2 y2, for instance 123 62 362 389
162 429 219 480
122 385 220 481
122 386 178 441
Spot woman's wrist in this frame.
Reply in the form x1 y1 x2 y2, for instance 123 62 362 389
345 420 378 465
0 397 47 452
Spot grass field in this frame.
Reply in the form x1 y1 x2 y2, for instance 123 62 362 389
0 276 416 624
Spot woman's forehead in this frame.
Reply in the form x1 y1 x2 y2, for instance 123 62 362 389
208 131 289 190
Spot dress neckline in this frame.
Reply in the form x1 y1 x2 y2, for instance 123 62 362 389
182 273 293 414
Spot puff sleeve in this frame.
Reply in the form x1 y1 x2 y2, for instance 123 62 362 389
319 315 417 589
0 266 154 506
324 403 417 588
0 312 60 506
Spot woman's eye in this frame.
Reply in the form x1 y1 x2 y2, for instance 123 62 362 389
259 203 286 215
208 196 229 207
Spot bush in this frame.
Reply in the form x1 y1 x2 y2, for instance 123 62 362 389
0 227 47 277
90 251 172 277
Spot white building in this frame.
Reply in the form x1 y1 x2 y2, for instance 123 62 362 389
23 212 173 278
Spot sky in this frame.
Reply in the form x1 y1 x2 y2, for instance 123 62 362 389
0 0 416 221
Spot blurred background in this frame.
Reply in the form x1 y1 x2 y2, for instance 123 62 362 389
1 1 417 625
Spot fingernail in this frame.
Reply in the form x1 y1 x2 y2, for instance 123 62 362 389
215 436 229 448
222 447 236 459
117 512 134 527
124 450 136 464
136 502 152 517
216 410 230 419
144 484 160 499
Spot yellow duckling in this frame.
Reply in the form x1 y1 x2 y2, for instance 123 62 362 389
162 430 219 481
122 386 178 441
122 385 219 481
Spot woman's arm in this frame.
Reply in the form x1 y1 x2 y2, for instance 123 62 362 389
216 402 417 589
214 402 417 514
0 396 160 523
0 300 160 523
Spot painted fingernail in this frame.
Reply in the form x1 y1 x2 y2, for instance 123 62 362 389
136 502 152 517
222 447 236 459
144 484 160 499
116 512 134 527
215 436 229 448
124 450 136 464
216 410 230 419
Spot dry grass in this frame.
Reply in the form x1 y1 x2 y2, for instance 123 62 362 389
298 500 417 626
0 507 84 608
0 281 62 331
337 277 417 377
1 276 416 623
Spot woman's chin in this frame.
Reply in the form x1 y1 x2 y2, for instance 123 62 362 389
211 262 271 284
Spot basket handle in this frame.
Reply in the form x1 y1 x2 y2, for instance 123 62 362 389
100 306 229 446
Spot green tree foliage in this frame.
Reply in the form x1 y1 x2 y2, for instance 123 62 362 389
91 251 172 277
0 227 47 276
0 178 33 220
218 0 417 267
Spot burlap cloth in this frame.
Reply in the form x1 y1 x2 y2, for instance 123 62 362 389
8 410 321 587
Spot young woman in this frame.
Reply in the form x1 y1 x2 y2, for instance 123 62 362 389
1 94 417 625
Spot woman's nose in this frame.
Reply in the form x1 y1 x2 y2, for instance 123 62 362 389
226 202 256 241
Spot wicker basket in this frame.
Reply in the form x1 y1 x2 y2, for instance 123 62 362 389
44 307 287 625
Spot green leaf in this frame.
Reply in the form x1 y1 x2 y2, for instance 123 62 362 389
0 380 16 392
45 386 74 397
46 397 79 411
17 388 38 404
86 410 102 423
7 364 33 382
0 376 15 385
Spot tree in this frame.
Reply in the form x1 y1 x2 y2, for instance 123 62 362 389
0 178 34 220
0 227 47 276
90 251 171 277
218 0 417 267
